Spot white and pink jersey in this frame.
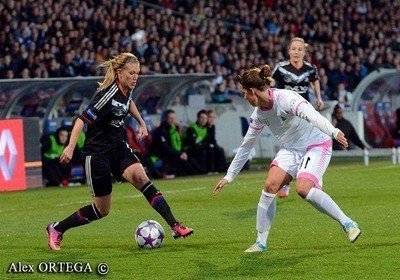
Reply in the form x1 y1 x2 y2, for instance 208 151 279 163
224 88 340 183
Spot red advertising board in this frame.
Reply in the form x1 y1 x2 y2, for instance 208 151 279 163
0 119 26 191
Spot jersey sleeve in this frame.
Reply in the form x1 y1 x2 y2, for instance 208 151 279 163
279 91 340 138
79 90 112 125
224 110 264 183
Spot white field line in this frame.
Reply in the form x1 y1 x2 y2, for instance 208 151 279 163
57 186 207 207
1 187 207 213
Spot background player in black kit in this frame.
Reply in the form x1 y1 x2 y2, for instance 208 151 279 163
46 53 193 251
272 37 324 110
271 37 324 198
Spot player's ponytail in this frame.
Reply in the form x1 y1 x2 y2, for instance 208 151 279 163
238 64 274 90
304 43 309 52
259 65 274 86
97 53 139 90
97 60 116 90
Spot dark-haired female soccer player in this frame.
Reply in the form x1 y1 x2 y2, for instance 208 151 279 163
46 53 193 251
214 65 360 253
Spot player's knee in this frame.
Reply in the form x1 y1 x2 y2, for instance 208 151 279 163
295 184 310 198
132 177 149 190
126 164 150 188
263 180 280 194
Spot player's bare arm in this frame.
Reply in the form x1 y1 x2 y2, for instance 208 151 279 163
312 80 324 110
129 101 148 140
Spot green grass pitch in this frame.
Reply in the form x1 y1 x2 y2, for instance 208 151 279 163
1 159 399 279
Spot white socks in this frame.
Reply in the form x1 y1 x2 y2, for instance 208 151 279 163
255 187 351 246
305 187 352 226
256 190 276 246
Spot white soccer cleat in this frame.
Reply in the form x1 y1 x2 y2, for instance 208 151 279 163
343 221 361 243
244 242 266 253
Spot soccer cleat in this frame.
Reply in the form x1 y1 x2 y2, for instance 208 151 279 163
278 185 290 198
343 221 361 243
171 223 193 239
46 222 63 251
244 242 266 253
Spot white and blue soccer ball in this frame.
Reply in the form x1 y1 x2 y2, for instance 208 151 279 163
135 220 165 249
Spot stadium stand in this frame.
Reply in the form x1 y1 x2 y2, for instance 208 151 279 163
0 1 399 187
0 0 399 101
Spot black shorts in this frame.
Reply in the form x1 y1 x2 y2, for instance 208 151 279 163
84 142 140 196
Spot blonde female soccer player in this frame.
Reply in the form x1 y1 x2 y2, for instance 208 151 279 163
214 65 360 253
272 37 324 109
46 53 193 251
272 37 324 198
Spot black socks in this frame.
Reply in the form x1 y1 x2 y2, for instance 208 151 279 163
140 181 177 227
54 204 102 233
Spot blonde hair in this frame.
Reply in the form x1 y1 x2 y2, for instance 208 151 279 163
237 65 274 90
97 52 139 89
290 37 309 52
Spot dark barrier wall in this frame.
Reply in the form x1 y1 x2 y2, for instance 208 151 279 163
23 118 42 189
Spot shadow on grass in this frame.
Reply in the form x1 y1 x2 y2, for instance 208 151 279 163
221 198 297 220
222 208 254 219
189 239 400 279
276 239 400 251
191 253 316 279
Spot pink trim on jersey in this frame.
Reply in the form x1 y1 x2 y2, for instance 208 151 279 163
269 160 279 168
295 101 308 116
306 139 332 151
250 124 265 130
297 172 322 189
260 89 274 111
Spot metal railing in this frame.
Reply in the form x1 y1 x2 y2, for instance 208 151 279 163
333 148 400 166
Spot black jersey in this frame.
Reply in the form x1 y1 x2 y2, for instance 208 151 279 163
79 82 131 155
271 60 319 101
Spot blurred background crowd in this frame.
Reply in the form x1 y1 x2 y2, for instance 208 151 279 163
0 0 399 101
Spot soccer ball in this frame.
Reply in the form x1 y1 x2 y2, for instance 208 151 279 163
134 220 165 249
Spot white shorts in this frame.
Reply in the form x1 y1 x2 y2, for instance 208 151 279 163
270 140 332 189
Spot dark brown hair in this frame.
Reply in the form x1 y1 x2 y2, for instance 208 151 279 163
237 65 274 90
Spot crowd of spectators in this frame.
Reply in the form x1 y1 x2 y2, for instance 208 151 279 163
0 0 399 100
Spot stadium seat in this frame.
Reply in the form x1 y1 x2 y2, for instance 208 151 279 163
359 103 396 148
70 165 85 183
383 102 397 136
359 103 383 147
61 119 73 127
374 102 396 147
43 120 58 135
